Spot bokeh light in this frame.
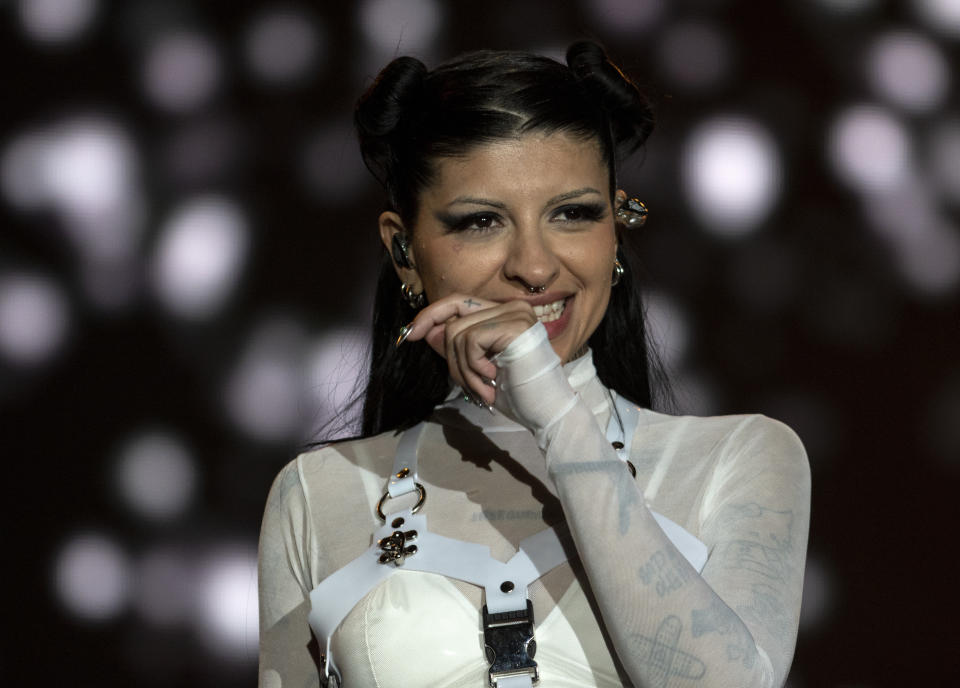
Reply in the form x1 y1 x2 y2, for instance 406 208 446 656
160 118 243 188
41 118 139 228
1 131 49 211
799 556 835 631
682 116 783 236
827 104 912 194
151 195 249 319
656 21 732 93
862 180 960 296
0 271 70 367
244 7 323 85
17 0 98 44
114 431 198 521
866 31 950 113
195 547 259 660
925 118 960 204
299 122 370 203
358 0 441 53
142 30 221 114
912 0 960 38
133 546 195 627
54 532 131 621
1 118 146 310
583 0 665 34
225 318 308 443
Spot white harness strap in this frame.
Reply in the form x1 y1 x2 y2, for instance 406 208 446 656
307 393 708 686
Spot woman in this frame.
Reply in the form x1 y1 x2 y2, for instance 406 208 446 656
259 42 810 688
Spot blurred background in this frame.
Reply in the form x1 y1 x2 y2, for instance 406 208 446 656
3 0 958 685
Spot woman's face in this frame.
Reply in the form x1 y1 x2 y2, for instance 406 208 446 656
382 132 619 364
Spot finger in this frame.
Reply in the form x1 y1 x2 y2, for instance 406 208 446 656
460 332 498 405
405 294 498 343
455 313 537 403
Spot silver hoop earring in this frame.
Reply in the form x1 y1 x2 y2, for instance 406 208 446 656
400 282 425 309
615 197 648 228
611 259 624 286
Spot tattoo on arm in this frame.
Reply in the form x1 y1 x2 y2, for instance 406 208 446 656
463 298 481 308
715 503 794 582
737 583 792 646
691 600 759 669
638 549 693 597
631 616 706 687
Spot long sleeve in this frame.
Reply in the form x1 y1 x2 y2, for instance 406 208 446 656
258 460 323 688
495 324 811 687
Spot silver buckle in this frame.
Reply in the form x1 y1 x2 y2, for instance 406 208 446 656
482 600 539 687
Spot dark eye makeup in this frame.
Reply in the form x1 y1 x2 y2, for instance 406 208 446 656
436 202 607 234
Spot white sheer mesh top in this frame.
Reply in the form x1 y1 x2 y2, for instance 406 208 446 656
258 352 810 688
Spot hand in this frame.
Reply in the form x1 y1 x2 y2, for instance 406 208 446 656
401 294 538 405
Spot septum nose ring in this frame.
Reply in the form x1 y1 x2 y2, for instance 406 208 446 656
527 285 546 293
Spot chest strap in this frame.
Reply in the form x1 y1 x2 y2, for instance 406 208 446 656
309 392 708 686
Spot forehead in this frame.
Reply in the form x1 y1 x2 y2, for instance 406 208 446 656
421 133 609 203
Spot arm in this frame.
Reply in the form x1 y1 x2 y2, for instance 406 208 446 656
404 297 810 687
258 460 323 688
496 322 811 687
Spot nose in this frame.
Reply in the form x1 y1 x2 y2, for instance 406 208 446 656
503 225 559 293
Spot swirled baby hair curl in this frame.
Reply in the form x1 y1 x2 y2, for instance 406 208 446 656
353 41 665 437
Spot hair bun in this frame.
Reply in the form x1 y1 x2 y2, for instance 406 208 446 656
566 41 654 154
355 56 428 190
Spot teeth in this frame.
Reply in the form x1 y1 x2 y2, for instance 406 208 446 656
533 299 565 323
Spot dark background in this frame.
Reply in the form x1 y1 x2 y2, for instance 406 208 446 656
3 0 958 685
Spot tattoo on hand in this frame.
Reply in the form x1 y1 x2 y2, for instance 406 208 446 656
632 616 706 686
464 298 481 308
638 549 692 597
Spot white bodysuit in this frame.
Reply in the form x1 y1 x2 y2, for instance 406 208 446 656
259 326 810 687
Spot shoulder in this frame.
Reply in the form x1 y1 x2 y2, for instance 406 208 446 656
637 409 809 478
292 429 403 486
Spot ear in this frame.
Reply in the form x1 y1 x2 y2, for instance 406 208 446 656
614 188 627 209
613 188 628 243
378 211 421 286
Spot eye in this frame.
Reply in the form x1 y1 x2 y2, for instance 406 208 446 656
552 203 606 223
447 212 503 233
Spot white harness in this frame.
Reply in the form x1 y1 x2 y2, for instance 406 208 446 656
307 394 708 687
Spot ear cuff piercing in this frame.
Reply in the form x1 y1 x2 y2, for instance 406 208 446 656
616 197 648 228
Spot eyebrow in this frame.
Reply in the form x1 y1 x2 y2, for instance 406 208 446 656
446 187 602 210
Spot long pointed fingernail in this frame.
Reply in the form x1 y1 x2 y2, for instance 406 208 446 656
395 323 414 347
481 376 497 388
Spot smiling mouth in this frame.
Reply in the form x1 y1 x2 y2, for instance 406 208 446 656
533 298 566 323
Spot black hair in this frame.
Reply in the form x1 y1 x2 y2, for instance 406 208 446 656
354 41 662 436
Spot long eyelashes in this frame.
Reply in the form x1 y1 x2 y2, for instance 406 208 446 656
553 202 606 223
439 211 501 233
438 203 607 234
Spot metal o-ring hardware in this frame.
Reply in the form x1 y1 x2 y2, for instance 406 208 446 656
500 580 515 593
376 482 427 521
